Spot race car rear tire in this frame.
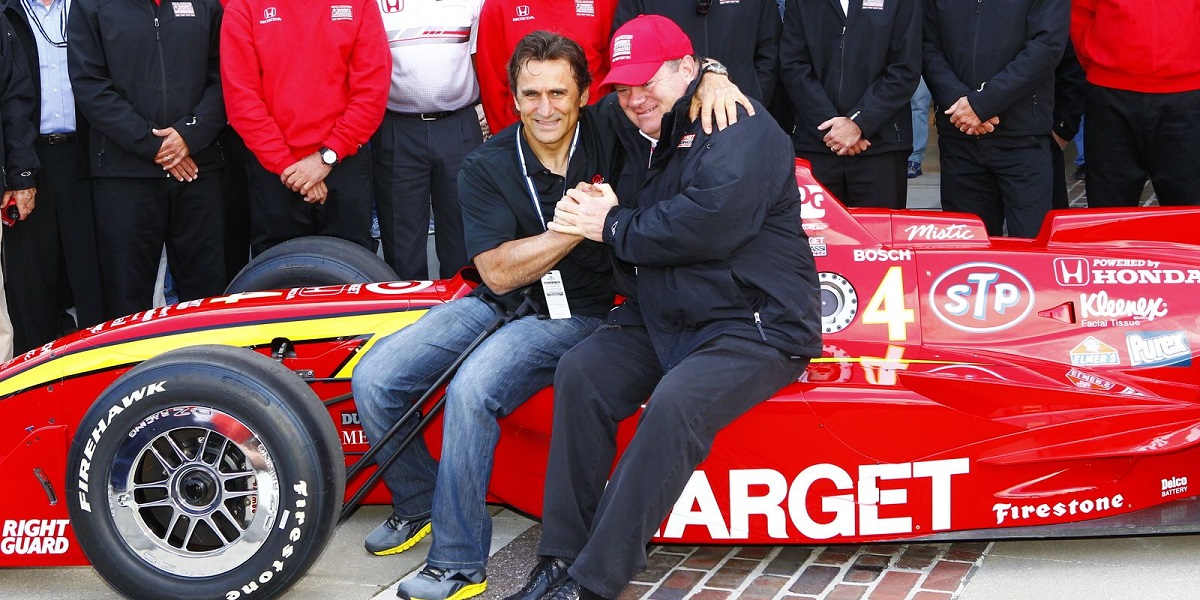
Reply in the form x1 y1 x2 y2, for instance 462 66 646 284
225 235 399 293
66 344 344 600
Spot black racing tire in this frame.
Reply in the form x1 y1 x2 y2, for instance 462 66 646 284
225 236 398 293
66 345 344 600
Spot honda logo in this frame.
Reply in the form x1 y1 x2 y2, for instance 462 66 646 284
264 6 276 18
1054 258 1089 286
516 5 530 16
382 0 402 12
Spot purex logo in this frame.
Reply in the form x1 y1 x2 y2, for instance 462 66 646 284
930 263 1034 333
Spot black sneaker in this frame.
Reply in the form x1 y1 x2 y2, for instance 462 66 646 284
501 557 570 600
364 513 431 556
1073 164 1086 181
542 577 608 600
396 565 486 600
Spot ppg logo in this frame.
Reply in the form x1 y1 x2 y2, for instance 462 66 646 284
1054 258 1089 286
799 185 826 220
931 262 1035 333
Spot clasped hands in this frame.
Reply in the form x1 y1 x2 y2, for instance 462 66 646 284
281 154 331 204
945 96 1000 135
547 182 618 242
819 116 869 156
154 127 199 182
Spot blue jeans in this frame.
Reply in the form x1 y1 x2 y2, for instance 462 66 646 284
352 296 602 570
909 77 931 164
1074 116 1086 166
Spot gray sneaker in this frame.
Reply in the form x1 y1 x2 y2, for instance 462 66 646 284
396 565 486 600
365 513 431 556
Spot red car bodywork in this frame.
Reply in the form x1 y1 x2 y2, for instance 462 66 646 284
4 161 1200 568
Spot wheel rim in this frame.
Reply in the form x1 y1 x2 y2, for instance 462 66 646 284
107 406 282 577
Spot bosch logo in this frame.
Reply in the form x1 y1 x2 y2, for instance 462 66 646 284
1054 258 1089 286
930 263 1034 333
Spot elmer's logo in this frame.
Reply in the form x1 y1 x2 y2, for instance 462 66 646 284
1070 336 1120 366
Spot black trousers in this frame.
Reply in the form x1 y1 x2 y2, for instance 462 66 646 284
1051 141 1069 211
93 174 226 319
939 135 1051 238
221 127 253 281
246 150 373 256
798 149 908 209
537 327 808 598
3 137 103 352
1084 85 1200 207
370 108 479 279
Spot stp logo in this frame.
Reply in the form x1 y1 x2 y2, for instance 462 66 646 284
930 262 1035 333
1054 258 1089 286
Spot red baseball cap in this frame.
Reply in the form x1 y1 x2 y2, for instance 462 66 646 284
601 15 695 87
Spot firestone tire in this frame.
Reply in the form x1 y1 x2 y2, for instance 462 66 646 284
66 345 344 600
225 235 399 294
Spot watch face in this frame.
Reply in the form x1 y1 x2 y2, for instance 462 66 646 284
321 149 337 165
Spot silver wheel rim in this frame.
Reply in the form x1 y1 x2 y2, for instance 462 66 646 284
107 405 281 577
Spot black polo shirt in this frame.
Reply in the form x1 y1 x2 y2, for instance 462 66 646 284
458 108 625 318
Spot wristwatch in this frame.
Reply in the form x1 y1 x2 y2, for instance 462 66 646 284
318 146 339 166
699 58 729 78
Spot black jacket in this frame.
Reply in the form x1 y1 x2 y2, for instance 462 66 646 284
781 0 921 155
0 13 37 190
601 79 822 369
2 0 92 175
1052 39 1085 143
66 0 224 177
923 0 1068 139
614 0 781 103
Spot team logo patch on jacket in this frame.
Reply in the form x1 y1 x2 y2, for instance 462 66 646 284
172 2 195 17
331 5 354 20
678 133 696 149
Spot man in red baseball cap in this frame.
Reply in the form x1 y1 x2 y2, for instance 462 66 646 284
504 14 821 600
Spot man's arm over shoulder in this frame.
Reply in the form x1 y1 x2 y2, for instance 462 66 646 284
847 0 921 139
966 0 1068 121
172 0 226 155
458 147 585 295
0 14 37 188
604 108 789 267
66 0 161 159
322 0 389 159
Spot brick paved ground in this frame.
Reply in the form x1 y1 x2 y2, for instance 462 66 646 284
613 541 990 600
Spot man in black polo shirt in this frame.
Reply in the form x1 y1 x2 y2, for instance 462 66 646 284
351 32 618 600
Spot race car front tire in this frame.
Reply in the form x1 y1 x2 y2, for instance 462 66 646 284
66 344 344 600
225 235 399 294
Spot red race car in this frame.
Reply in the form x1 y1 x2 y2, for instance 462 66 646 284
3 161 1200 600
